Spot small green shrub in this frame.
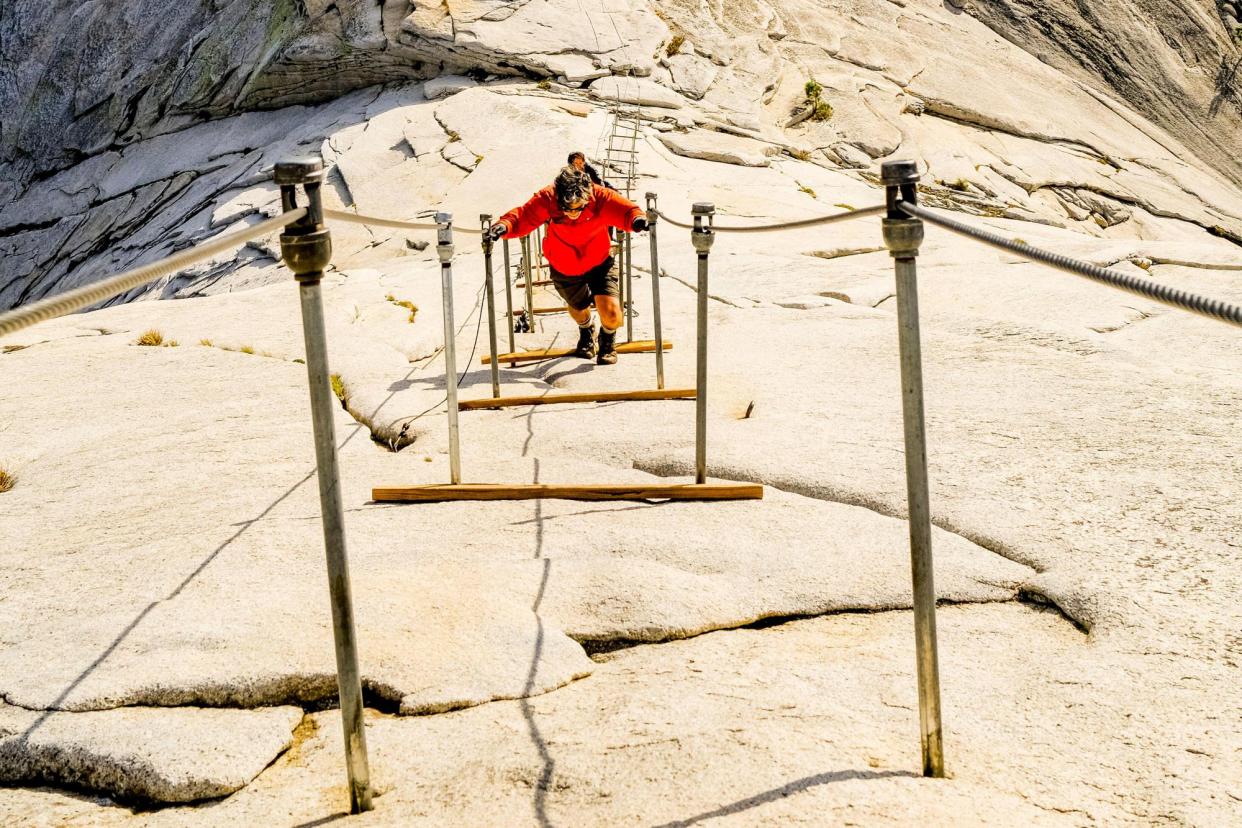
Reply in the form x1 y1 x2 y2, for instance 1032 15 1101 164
802 79 832 121
0 466 14 494
667 35 685 56
199 338 213 347
537 79 552 91
330 374 346 404
135 329 164 346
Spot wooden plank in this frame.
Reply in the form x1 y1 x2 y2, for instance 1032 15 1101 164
506 307 566 317
372 483 764 503
482 339 673 365
459 388 695 411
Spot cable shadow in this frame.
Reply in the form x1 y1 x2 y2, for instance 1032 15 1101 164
542 363 600 384
20 358 426 741
508 502 667 526
290 812 350 828
652 769 919 827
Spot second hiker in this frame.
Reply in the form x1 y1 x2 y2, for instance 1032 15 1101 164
489 165 647 364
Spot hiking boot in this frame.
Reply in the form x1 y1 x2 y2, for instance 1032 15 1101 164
574 323 597 359
596 328 618 365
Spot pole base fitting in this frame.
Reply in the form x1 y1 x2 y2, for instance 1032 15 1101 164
280 229 333 278
882 217 924 258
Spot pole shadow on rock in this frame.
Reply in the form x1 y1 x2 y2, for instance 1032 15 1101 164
21 361 426 744
519 457 558 827
653 769 918 827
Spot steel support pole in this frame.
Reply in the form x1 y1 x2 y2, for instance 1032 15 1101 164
691 203 715 485
275 158 372 814
438 213 462 484
522 236 535 332
534 226 544 288
645 193 665 390
624 229 634 343
614 234 625 324
881 159 945 779
502 238 515 352
480 215 500 398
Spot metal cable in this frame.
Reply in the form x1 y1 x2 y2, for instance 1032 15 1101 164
652 204 885 233
897 201 1242 329
0 208 307 339
324 208 482 234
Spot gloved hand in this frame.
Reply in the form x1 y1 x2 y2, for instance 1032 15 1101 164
487 223 508 242
631 217 649 233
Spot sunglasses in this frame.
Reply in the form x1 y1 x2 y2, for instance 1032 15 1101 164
561 200 588 215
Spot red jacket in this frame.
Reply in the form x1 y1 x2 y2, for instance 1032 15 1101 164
498 184 643 276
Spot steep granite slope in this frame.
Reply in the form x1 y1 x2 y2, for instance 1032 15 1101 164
958 0 1242 189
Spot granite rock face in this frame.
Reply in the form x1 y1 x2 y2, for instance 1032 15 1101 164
1 2 1242 818
0 705 303 803
958 0 1242 190
5 1 1242 313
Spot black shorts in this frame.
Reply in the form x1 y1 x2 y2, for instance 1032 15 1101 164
550 256 619 312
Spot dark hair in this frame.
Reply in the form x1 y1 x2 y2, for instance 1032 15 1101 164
554 166 592 210
567 151 585 164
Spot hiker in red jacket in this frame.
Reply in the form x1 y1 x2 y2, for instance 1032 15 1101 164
489 165 648 364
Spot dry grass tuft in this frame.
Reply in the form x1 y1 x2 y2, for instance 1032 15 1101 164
199 338 214 347
135 329 164 346
239 345 255 355
330 374 346 405
0 466 14 494
385 295 419 323
666 34 685 56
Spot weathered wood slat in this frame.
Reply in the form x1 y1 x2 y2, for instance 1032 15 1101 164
459 388 695 410
506 307 567 317
482 339 672 365
372 483 764 503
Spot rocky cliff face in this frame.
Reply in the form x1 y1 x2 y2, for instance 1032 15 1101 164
957 0 1242 190
0 0 665 201
2 0 1241 312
